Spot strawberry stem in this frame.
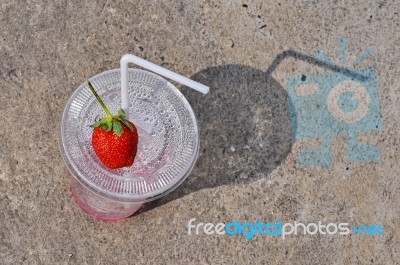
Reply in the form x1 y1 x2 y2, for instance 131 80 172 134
88 81 113 118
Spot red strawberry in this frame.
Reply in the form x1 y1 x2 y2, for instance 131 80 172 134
88 81 139 169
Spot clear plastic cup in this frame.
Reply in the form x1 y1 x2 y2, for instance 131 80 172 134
59 69 199 220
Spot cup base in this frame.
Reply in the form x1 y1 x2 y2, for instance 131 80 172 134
70 178 143 221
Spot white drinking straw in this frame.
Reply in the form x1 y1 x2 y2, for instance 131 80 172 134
120 54 209 119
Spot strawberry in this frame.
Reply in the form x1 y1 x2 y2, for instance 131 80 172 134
88 81 139 169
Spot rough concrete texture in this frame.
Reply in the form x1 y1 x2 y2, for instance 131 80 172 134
0 0 399 264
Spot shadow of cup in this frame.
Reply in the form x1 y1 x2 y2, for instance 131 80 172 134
140 64 293 213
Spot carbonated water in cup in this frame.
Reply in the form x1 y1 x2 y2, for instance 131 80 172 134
59 68 200 220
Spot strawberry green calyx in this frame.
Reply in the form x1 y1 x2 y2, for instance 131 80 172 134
87 81 133 136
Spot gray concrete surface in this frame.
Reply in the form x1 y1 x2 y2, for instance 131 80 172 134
0 0 399 264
